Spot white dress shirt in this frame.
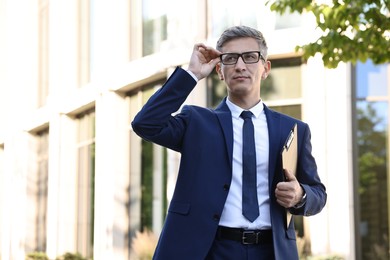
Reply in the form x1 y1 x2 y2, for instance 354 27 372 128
218 98 271 230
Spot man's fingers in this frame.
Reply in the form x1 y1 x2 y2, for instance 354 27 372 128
283 168 297 181
195 44 221 61
193 43 207 50
275 188 296 208
188 43 222 80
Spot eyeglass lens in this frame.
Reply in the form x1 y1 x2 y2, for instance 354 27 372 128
220 51 261 65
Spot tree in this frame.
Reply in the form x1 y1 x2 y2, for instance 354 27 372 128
267 0 390 68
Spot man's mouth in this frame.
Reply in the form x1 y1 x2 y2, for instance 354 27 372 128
233 75 249 80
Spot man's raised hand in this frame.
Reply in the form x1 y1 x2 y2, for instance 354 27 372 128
188 43 221 81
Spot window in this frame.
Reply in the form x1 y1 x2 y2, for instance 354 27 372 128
206 70 226 108
355 60 390 260
35 130 49 252
261 57 303 137
274 11 302 30
271 104 301 119
262 57 302 102
128 80 168 256
140 139 168 231
142 0 168 56
208 0 264 39
76 111 95 258
38 0 49 107
139 85 168 231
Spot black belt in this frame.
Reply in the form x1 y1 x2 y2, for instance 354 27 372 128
216 226 273 245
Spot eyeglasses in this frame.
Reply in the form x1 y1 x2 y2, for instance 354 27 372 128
219 51 264 65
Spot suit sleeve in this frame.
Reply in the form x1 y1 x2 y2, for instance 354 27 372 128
131 67 197 152
290 123 327 216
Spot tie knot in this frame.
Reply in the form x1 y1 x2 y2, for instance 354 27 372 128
241 111 253 120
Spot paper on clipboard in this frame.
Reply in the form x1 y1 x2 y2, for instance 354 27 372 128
281 123 298 229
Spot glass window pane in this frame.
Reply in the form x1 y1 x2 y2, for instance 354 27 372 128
275 12 302 30
357 60 388 98
141 140 153 230
357 101 389 260
36 130 49 252
262 58 302 101
270 105 301 120
142 0 168 56
207 70 227 108
208 0 264 39
208 0 235 39
129 81 168 236
76 111 95 258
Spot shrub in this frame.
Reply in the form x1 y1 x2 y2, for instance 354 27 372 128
55 252 87 260
26 252 49 260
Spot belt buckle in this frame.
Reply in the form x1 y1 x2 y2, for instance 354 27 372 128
242 230 258 245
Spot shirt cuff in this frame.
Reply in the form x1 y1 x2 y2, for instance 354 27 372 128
186 70 199 82
293 190 307 209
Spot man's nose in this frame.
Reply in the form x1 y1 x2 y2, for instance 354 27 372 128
235 56 246 69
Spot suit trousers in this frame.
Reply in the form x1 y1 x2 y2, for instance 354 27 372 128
205 237 275 260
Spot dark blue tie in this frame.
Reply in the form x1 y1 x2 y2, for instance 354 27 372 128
241 111 259 222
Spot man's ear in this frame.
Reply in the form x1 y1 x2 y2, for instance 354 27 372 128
262 60 271 80
216 63 224 80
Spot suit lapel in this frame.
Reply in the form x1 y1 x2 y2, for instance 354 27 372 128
264 105 282 191
215 98 233 166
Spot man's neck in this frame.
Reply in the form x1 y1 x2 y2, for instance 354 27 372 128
227 96 261 110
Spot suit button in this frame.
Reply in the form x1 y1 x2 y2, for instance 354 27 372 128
213 214 220 221
223 184 229 191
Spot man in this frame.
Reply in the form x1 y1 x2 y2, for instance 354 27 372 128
132 25 327 260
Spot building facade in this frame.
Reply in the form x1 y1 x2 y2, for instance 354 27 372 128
0 0 389 259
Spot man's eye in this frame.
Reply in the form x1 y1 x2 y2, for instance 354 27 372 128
225 55 236 61
243 54 257 61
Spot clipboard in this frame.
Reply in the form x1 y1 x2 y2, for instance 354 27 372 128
281 123 298 229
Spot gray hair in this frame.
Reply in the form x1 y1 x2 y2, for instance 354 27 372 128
216 25 268 59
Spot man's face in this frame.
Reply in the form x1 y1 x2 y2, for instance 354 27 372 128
216 37 270 100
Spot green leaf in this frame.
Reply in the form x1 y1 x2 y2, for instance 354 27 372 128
266 0 390 68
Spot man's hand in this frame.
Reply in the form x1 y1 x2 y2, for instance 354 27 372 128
187 43 221 81
275 169 304 208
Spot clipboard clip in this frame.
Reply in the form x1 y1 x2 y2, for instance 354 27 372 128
284 130 294 150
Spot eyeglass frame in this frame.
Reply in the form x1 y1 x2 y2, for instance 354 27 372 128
219 51 265 65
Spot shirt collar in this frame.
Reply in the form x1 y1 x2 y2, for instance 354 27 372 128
226 98 264 119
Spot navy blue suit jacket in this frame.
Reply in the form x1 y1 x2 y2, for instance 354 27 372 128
132 67 327 260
